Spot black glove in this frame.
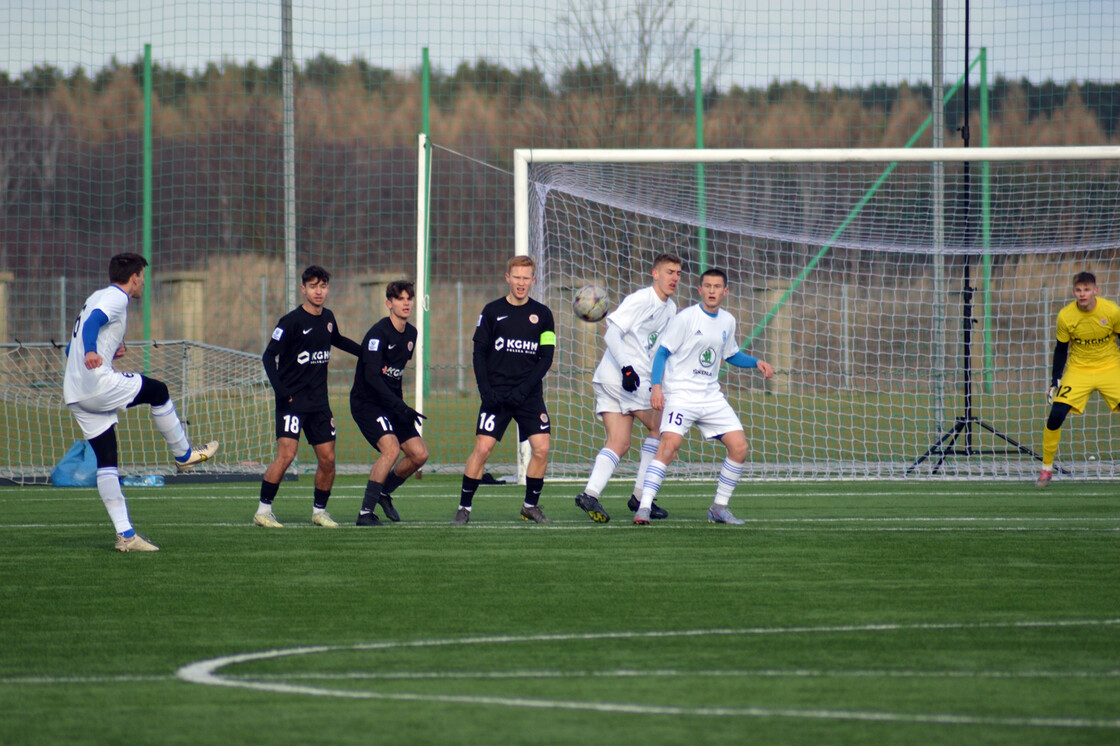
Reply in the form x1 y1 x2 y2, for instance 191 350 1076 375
505 388 527 409
480 389 500 412
404 406 427 428
621 365 640 392
394 400 427 428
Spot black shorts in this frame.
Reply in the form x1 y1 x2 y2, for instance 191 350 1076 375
351 401 421 451
475 392 550 442
275 405 336 446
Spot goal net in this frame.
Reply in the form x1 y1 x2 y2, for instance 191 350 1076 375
0 340 275 484
515 146 1120 480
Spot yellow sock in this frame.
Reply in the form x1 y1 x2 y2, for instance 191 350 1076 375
1041 426 1062 469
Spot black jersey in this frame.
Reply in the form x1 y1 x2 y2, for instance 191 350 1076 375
472 296 556 394
263 306 355 411
351 316 417 407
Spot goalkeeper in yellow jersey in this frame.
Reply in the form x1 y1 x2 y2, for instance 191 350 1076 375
1037 271 1120 487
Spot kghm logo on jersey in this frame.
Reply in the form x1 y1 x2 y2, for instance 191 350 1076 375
495 336 539 354
698 347 716 368
296 350 331 365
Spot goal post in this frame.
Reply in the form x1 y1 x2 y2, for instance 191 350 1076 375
514 145 1120 480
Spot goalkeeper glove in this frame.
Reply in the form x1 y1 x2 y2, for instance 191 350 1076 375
1047 378 1060 406
480 389 500 412
620 365 640 392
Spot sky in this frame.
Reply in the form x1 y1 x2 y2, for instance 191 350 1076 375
2 1 1117 90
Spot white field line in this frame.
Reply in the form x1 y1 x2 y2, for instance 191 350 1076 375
2 520 1119 533
173 621 1120 729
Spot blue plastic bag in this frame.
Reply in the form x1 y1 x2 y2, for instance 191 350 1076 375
50 440 98 487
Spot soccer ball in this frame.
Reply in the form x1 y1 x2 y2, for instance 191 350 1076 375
573 284 609 322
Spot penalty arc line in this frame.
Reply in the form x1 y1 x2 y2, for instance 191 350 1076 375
176 620 1120 730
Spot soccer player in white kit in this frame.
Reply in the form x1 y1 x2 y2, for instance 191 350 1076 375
634 268 773 525
63 253 219 552
574 253 681 523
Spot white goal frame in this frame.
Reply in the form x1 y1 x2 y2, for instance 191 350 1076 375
510 144 1120 482
514 145 1120 256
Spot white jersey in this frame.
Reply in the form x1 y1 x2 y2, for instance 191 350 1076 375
592 286 676 386
657 303 739 401
63 285 131 404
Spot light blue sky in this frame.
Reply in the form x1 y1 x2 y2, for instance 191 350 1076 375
3 1 1116 90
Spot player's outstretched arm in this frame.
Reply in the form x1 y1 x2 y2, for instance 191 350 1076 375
726 351 774 379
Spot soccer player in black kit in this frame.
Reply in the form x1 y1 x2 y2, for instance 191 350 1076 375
452 255 557 525
350 280 429 526
253 265 361 528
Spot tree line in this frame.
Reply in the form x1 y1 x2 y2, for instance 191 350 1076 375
0 57 1117 341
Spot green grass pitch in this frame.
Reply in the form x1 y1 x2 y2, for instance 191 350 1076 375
1 476 1118 745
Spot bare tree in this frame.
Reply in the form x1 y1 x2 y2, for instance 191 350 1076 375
530 0 732 94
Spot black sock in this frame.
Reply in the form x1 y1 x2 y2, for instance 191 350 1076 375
260 479 280 505
524 476 544 506
460 475 480 508
361 480 384 514
383 470 406 495
313 488 330 510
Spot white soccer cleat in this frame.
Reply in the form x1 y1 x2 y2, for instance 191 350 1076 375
176 440 220 472
252 511 283 528
115 533 160 552
312 510 339 528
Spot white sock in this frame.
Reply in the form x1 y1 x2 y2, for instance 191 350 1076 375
631 437 659 497
639 460 668 511
151 401 190 458
257 501 274 515
713 458 744 507
583 448 621 497
313 506 328 515
97 467 132 534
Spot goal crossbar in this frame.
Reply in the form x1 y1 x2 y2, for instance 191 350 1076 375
513 145 1120 256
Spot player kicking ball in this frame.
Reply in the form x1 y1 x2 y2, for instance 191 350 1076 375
350 280 429 525
574 253 682 523
633 268 773 525
63 253 219 552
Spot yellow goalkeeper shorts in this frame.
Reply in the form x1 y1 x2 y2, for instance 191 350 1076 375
1053 364 1120 414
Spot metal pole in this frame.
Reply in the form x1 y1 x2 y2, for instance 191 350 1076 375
281 0 297 307
931 0 946 431
456 280 464 392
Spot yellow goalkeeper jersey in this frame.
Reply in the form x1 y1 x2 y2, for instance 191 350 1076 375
1055 296 1120 370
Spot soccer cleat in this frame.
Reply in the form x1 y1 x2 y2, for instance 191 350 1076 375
252 511 283 528
633 507 651 525
628 494 668 520
115 533 159 552
378 494 401 522
1035 469 1053 488
707 505 745 525
175 440 220 472
574 493 610 523
312 511 339 528
451 507 471 526
520 505 553 524
356 511 382 527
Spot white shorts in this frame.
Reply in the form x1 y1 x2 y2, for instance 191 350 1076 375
659 394 743 440
67 371 143 439
593 380 653 416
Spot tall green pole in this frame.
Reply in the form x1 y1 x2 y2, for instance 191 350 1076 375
420 48 432 397
694 49 708 272
980 47 994 394
142 44 153 342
